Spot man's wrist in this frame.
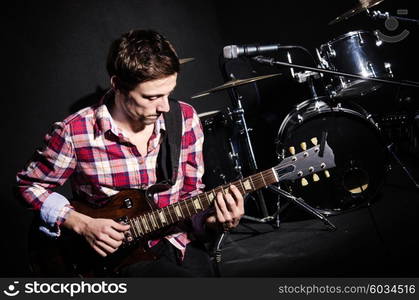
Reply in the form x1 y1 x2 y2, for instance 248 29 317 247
62 210 92 235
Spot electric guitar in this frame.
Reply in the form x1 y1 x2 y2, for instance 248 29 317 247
29 138 335 277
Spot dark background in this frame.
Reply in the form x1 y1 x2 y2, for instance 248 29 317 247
2 0 418 276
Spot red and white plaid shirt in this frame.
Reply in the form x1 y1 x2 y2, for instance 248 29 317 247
17 94 205 255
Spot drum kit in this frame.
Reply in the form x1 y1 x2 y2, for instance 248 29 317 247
191 0 419 224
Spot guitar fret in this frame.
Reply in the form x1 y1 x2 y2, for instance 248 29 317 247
196 195 204 209
158 209 167 226
187 200 196 216
249 176 256 190
165 206 174 224
260 173 267 186
144 214 153 231
151 210 161 228
206 191 215 204
148 212 157 230
199 193 209 208
272 167 279 182
152 211 162 229
174 203 184 220
238 180 246 195
140 215 149 233
128 219 138 238
183 200 191 217
193 197 203 211
134 217 143 236
189 198 198 214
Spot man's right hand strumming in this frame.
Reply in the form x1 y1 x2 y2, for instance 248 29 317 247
63 210 130 257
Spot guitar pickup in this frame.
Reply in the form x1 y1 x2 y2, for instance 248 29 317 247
123 198 133 209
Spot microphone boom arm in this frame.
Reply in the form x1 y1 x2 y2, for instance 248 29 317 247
252 56 419 89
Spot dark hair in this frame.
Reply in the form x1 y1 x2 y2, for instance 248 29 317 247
106 29 180 92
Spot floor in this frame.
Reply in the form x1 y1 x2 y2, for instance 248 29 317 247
216 156 419 277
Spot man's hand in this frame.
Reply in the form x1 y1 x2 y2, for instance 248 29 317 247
63 210 130 257
206 184 244 231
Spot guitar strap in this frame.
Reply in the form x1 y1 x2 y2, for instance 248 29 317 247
156 99 182 186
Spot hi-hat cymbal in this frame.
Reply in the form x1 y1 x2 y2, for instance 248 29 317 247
328 0 384 25
179 57 195 64
191 73 281 99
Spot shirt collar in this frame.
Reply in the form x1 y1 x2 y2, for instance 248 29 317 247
93 89 166 143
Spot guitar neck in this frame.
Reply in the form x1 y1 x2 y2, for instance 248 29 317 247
128 167 284 238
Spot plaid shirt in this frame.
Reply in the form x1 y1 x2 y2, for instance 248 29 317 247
16 94 205 255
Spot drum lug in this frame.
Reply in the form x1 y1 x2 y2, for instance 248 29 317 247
327 43 336 57
373 30 383 46
384 62 394 77
367 62 376 77
357 32 365 45
316 48 330 69
297 114 304 123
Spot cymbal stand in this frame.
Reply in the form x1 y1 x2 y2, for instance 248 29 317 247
228 83 269 218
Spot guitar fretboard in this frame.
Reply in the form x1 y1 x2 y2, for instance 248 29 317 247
127 167 282 239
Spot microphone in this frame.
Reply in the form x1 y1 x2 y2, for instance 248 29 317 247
223 43 282 59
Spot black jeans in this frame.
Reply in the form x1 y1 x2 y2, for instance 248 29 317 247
118 239 214 277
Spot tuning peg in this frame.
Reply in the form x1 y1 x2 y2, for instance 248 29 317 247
313 173 320 182
300 142 307 151
324 170 330 178
289 146 295 155
301 178 309 186
310 137 318 145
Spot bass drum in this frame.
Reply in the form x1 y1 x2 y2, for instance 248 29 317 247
277 96 388 215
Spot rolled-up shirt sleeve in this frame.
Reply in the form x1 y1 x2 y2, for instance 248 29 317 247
16 122 76 237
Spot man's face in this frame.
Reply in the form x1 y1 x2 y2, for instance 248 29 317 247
120 73 177 125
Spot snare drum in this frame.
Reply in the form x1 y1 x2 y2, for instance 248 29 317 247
318 30 393 98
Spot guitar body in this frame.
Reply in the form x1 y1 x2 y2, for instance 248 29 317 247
30 190 160 277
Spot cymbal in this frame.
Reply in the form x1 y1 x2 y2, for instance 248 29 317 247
179 57 195 64
191 73 281 99
197 110 220 118
328 0 384 25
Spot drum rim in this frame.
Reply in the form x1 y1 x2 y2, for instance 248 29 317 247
277 98 382 144
320 29 375 48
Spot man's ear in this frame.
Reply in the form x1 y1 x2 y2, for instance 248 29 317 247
110 75 118 91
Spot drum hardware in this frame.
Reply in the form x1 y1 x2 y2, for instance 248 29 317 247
253 55 419 196
251 55 419 89
328 0 385 25
193 73 284 218
387 143 419 188
369 9 419 25
228 86 269 218
317 30 394 98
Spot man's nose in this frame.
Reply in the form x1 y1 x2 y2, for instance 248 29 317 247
157 96 170 113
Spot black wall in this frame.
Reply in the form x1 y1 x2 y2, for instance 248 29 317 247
3 0 418 276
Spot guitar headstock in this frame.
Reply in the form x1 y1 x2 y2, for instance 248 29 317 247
275 136 335 184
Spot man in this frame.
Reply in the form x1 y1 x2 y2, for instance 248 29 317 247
16 29 244 277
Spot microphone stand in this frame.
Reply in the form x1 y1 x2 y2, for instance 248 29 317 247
252 56 419 89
